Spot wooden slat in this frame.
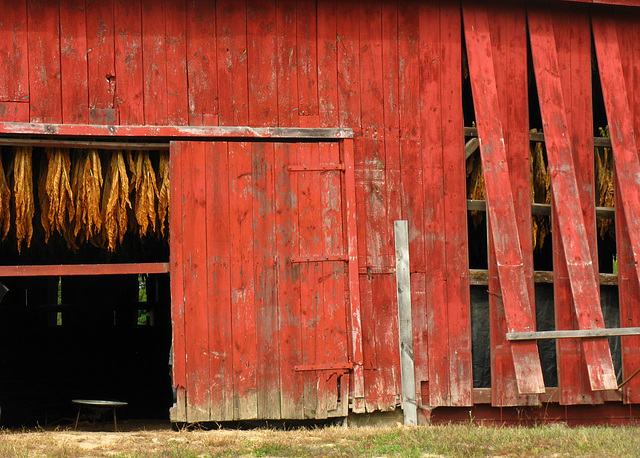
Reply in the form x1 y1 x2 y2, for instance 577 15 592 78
0 263 169 277
0 103 29 123
247 0 277 128
275 0 298 127
165 0 188 126
275 142 303 419
206 142 232 421
114 0 143 125
395 221 418 425
463 5 545 395
186 0 218 125
0 0 28 102
593 13 640 401
508 328 640 341
484 2 538 407
0 122 352 139
441 2 473 406
469 269 619 286
296 0 318 121
182 142 210 422
28 0 62 123
467 200 616 219
142 0 167 125
551 9 600 405
342 138 365 412
252 142 281 420
216 0 248 126
528 9 617 391
86 0 116 124
60 0 89 124
169 141 186 421
317 0 338 129
228 141 258 420
421 0 450 405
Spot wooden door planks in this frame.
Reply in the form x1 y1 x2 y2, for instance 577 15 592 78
593 13 640 401
551 9 601 405
114 0 143 125
463 4 545 395
483 2 539 406
529 9 617 392
86 0 116 124
0 1 28 103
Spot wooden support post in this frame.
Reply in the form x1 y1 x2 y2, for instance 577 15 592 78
394 221 417 426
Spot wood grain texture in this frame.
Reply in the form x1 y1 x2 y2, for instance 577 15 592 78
529 9 617 391
482 2 538 407
114 0 143 125
59 0 88 123
593 12 640 401
86 0 116 123
0 0 28 102
463 4 545 395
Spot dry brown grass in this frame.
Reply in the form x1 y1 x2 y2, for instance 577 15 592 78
2 423 640 457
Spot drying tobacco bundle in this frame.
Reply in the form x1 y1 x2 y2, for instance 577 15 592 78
38 148 74 243
0 153 11 241
157 151 170 237
13 146 35 253
466 150 486 229
127 150 159 237
101 151 131 252
596 127 615 239
530 139 551 251
71 149 103 245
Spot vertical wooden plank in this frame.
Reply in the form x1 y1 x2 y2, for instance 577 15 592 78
228 141 258 420
0 0 28 102
274 142 303 419
613 11 640 404
297 0 318 123
395 220 417 425
166 0 188 126
114 0 144 125
142 0 167 125
59 0 88 124
398 0 427 407
252 142 281 420
206 142 233 421
247 0 277 127
552 9 601 405
28 0 62 123
169 141 187 422
274 0 297 127
216 0 248 126
343 138 365 412
463 4 545 395
317 0 338 128
86 0 116 123
593 14 640 400
440 1 472 406
186 0 218 126
182 142 210 422
529 9 617 391
485 2 538 407
420 0 450 406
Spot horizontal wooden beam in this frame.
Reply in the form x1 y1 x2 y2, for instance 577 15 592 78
0 262 170 277
469 269 618 286
507 327 640 341
467 199 615 219
472 387 622 405
464 126 611 148
0 137 168 150
294 363 353 371
0 122 353 140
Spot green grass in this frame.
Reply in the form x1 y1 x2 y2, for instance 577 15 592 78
3 424 640 457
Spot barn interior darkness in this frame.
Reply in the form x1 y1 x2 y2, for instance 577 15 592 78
463 42 622 388
0 147 172 427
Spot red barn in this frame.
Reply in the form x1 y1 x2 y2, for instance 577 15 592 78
0 0 640 426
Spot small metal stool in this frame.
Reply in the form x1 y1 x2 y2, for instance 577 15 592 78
72 399 128 432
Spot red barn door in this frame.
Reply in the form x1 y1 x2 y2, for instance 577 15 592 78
169 140 356 422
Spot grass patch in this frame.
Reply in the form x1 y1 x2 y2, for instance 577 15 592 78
2 424 640 457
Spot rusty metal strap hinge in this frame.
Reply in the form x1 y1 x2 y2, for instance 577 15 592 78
290 255 348 263
288 164 345 172
294 363 354 372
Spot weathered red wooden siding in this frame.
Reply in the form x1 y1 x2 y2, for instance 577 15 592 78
5 0 640 415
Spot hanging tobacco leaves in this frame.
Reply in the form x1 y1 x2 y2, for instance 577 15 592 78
13 146 34 253
127 150 159 237
101 151 131 252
